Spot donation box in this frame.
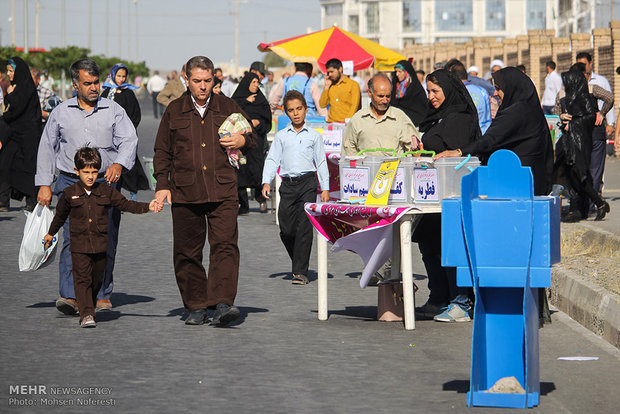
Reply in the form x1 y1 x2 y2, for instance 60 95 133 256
441 150 560 409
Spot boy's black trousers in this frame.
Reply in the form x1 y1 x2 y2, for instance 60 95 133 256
277 173 317 276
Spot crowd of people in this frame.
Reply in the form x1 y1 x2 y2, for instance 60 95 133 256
0 49 617 329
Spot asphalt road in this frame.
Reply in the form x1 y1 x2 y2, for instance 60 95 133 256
0 96 618 413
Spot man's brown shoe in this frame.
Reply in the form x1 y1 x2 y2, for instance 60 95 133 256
56 298 78 315
95 299 112 311
80 315 97 328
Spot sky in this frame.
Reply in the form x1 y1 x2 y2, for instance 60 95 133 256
0 0 321 71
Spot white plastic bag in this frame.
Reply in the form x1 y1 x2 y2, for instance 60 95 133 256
18 203 58 272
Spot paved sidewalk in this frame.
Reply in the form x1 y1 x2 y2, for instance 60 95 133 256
0 98 618 413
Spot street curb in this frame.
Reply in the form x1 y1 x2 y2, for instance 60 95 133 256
551 224 620 349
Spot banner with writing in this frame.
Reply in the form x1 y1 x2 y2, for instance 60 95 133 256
366 159 400 205
304 203 412 288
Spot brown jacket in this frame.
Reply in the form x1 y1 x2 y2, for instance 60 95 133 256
48 182 150 253
157 77 186 107
153 93 257 204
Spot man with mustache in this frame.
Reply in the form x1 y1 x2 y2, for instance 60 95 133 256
342 73 419 284
342 73 419 157
36 58 138 316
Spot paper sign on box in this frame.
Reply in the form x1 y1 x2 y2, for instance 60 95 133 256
414 168 439 202
322 129 343 152
341 167 370 199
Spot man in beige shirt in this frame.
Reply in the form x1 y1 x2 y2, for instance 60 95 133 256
343 73 420 156
157 65 187 107
342 73 420 284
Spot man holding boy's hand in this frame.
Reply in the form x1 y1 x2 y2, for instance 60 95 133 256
153 56 256 327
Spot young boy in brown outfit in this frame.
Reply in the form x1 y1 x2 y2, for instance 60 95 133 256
44 147 158 328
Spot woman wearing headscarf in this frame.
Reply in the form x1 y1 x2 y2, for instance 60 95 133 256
0 57 42 212
232 72 272 214
437 67 554 197
414 69 481 323
213 77 223 95
101 63 149 200
390 59 428 127
554 69 610 222
436 66 555 325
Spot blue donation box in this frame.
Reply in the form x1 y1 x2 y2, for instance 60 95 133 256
442 150 560 409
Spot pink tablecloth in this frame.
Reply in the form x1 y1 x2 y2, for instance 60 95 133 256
304 203 412 287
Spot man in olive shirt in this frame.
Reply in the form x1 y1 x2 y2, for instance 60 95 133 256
343 73 419 156
319 58 361 123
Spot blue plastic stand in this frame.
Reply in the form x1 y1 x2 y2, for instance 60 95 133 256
442 150 560 409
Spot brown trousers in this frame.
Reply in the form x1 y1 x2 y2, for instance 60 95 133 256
72 252 106 318
171 200 240 311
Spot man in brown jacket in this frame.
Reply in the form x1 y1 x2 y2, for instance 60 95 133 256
153 56 256 327
156 65 187 107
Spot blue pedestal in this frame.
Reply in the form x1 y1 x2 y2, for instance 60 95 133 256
441 150 560 409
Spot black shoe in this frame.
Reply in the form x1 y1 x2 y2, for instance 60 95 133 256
595 202 610 221
238 208 249 215
292 274 309 285
185 309 209 325
367 273 383 287
211 303 240 327
0 203 8 212
561 210 581 223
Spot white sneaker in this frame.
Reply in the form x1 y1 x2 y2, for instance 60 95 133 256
434 304 471 322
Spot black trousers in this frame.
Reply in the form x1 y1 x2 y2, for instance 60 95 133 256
278 174 317 276
590 128 607 194
416 214 469 307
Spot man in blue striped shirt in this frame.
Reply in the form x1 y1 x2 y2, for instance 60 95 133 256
262 90 329 285
36 58 138 315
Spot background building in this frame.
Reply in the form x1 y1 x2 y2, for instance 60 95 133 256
320 0 619 49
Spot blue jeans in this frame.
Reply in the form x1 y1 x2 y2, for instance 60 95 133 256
53 173 121 300
542 105 555 115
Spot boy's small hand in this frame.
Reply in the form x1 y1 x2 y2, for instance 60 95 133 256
320 190 330 203
149 199 159 213
261 183 271 200
43 234 54 249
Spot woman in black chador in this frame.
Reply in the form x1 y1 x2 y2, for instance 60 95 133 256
554 69 610 222
101 63 150 200
0 56 42 211
232 72 272 214
414 69 480 322
436 67 555 325
438 67 554 197
390 59 428 127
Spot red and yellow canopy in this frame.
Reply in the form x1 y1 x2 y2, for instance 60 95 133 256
258 26 405 72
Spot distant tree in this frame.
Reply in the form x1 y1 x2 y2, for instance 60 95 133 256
263 51 287 69
0 46 149 80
